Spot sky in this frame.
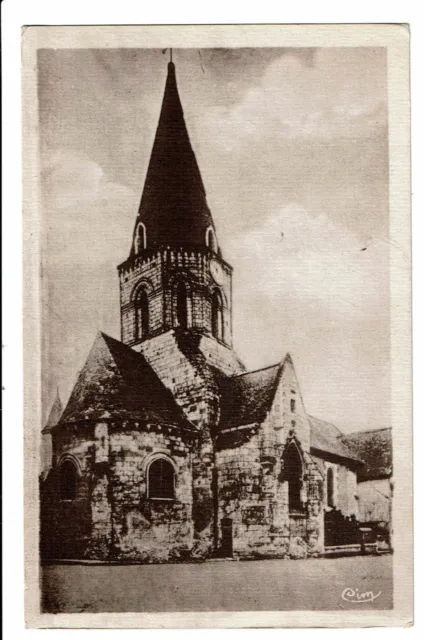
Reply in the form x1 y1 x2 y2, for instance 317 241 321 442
38 46 389 433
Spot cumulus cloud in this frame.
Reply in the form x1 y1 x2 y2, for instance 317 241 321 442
198 49 387 151
41 148 136 210
228 203 388 319
41 148 138 267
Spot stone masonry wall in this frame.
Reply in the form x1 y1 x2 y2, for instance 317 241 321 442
119 251 164 345
43 421 196 562
108 426 194 562
139 330 221 556
216 423 324 559
41 426 95 559
119 247 233 348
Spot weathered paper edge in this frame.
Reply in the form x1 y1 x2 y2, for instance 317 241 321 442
22 23 412 629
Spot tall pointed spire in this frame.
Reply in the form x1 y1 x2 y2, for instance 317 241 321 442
130 60 217 255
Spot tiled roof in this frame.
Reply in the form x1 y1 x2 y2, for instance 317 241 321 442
342 428 392 480
218 363 282 429
217 360 362 464
57 332 193 429
309 415 363 464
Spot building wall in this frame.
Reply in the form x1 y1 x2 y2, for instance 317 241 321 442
312 455 358 518
216 422 324 559
119 251 165 344
138 328 243 556
119 248 233 348
357 478 391 523
41 421 197 562
108 427 194 562
41 426 94 559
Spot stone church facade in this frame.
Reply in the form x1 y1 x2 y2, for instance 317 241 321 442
41 61 391 562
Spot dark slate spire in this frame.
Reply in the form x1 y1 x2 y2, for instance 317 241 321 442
130 61 218 256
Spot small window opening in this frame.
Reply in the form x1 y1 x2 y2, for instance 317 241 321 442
148 458 175 499
206 226 217 252
290 398 296 412
59 460 78 500
327 467 336 507
211 290 224 340
135 288 149 339
134 222 146 253
176 282 189 329
282 443 303 513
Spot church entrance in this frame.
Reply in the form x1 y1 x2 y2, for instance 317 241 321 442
220 518 233 557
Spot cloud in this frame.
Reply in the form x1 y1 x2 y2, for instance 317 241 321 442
41 148 136 210
228 203 388 320
41 148 138 266
198 49 387 151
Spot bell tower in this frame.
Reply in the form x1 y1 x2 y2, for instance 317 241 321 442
118 60 233 350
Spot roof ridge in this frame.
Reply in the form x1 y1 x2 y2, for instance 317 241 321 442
230 362 281 379
343 427 392 436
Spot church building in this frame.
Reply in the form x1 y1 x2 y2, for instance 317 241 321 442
41 60 391 562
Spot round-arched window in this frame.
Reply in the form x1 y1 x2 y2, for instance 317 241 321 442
176 281 190 329
206 226 217 252
282 443 303 513
135 288 149 340
134 222 147 253
211 290 224 341
59 459 78 500
327 467 336 507
148 458 175 499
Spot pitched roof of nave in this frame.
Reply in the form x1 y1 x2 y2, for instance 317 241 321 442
218 362 283 429
54 332 193 430
308 416 363 464
130 61 217 255
341 428 392 481
218 359 363 464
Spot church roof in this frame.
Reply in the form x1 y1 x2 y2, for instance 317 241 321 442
308 415 363 464
130 61 217 255
55 332 193 430
218 363 282 429
341 428 392 481
218 362 362 464
43 389 63 433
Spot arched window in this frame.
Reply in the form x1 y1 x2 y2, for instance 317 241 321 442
134 222 147 253
135 288 149 339
327 467 335 507
282 443 303 513
176 281 188 329
211 290 224 340
59 459 78 500
206 226 217 252
148 458 175 499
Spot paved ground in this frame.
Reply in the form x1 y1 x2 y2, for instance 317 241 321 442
41 554 392 613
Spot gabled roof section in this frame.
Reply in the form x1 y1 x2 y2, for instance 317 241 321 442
341 428 392 481
43 389 63 433
218 361 283 429
131 61 217 255
58 332 192 428
309 415 362 464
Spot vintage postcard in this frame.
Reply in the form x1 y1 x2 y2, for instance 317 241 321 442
23 24 412 627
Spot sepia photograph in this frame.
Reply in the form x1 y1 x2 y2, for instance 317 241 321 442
21 24 412 628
